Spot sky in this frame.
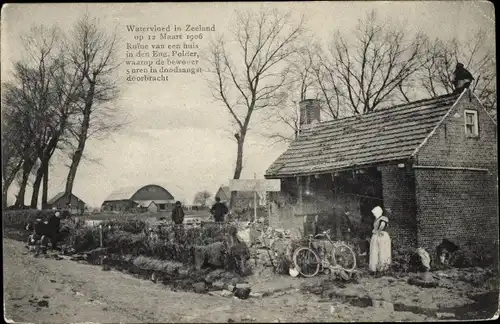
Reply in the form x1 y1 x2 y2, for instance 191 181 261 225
1 1 495 207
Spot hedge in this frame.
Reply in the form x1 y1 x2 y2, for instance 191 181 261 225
3 209 56 231
55 219 248 271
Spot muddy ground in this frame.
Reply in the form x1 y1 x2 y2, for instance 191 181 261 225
3 237 499 323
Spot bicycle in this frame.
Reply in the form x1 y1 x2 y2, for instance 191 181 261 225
292 228 357 278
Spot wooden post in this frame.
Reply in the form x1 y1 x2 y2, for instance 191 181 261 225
267 193 271 222
254 173 257 223
99 224 103 248
297 176 303 214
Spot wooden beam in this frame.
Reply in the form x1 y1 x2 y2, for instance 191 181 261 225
297 176 303 214
412 165 489 172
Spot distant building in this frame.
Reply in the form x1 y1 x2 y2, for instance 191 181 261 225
215 186 262 209
47 192 86 214
101 184 176 213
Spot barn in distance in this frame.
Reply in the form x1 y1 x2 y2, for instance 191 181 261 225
47 192 86 214
101 184 176 213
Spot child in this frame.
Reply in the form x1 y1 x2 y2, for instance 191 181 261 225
26 218 49 256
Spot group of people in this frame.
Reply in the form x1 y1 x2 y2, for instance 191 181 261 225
170 196 229 225
26 208 62 256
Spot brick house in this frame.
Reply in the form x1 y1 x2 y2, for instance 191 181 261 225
264 91 498 252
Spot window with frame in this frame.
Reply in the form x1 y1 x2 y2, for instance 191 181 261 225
464 110 479 137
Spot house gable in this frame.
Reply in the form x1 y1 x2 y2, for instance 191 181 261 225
215 187 230 201
48 192 86 206
413 90 498 170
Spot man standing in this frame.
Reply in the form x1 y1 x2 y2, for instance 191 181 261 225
210 197 229 223
47 210 62 251
171 201 185 225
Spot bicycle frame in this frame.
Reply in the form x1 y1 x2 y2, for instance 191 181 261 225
310 229 356 272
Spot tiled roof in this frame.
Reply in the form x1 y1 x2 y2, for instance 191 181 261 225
265 93 461 178
48 192 85 204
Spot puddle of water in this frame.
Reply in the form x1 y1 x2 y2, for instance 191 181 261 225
331 292 499 320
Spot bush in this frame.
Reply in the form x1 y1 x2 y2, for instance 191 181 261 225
101 219 147 234
389 246 418 275
53 218 251 273
450 242 499 269
3 209 54 231
230 207 267 222
153 223 238 245
104 230 149 256
72 227 101 252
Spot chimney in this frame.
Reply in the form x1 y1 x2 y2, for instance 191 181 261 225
298 99 321 129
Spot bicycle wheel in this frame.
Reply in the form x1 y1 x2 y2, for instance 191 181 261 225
293 247 321 277
331 243 357 272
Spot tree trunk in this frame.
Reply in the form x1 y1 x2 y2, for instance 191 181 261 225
2 159 23 209
230 136 245 210
15 158 35 207
32 130 62 209
65 81 95 205
2 187 9 210
41 160 50 209
30 165 43 208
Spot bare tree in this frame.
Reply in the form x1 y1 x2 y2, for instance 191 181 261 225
261 44 318 144
2 25 66 208
6 25 85 209
318 10 428 114
63 14 121 206
1 107 25 209
416 29 496 114
204 9 304 208
193 190 212 207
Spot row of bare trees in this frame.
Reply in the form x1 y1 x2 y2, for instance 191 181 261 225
204 9 496 207
263 10 496 143
1 14 121 210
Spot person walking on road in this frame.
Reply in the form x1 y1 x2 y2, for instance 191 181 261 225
210 197 229 223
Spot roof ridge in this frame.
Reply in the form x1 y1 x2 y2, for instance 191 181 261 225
299 94 459 133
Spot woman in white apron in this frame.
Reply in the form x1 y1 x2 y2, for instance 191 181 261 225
369 206 391 273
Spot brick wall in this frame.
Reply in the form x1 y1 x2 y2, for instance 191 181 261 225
415 92 498 252
416 92 498 171
415 169 498 252
379 165 418 248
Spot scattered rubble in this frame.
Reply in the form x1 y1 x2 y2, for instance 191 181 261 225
192 282 207 294
436 312 456 319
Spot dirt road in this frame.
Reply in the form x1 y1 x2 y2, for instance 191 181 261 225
3 238 433 323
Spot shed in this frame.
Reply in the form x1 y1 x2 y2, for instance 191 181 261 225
215 186 261 209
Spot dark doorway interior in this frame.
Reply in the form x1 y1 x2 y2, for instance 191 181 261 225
357 167 384 238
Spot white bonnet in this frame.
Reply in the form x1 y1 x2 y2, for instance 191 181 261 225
371 206 383 218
